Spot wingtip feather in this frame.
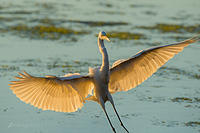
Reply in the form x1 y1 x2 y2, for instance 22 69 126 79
18 72 27 78
22 70 32 78
186 35 200 43
14 76 24 80
10 81 20 84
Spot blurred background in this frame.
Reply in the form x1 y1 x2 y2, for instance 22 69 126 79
0 0 200 133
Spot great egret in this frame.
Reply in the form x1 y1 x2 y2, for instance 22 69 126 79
9 31 199 133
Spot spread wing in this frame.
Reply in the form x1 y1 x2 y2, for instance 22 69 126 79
9 71 94 112
109 36 200 94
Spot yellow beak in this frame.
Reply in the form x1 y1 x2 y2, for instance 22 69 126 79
105 36 110 42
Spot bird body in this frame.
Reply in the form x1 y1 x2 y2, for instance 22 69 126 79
9 31 200 133
87 66 111 105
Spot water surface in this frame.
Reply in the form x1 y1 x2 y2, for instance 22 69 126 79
0 0 200 133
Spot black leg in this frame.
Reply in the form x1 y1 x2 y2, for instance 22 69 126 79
102 107 116 133
111 103 129 133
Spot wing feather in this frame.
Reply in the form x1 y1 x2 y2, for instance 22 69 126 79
9 71 94 112
39 81 52 110
109 36 200 93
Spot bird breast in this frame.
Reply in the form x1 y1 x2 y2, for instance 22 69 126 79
90 67 110 98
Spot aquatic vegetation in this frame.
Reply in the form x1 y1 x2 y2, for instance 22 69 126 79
99 3 113 8
137 96 166 103
184 105 192 108
28 17 128 26
149 119 200 128
0 65 19 71
193 74 200 79
8 24 88 40
152 120 179 127
160 66 200 80
150 85 164 88
121 114 130 119
0 16 23 22
144 11 157 16
171 97 193 103
2 108 8 112
171 97 200 103
194 98 200 102
69 20 128 26
35 2 55 9
137 23 200 33
107 32 146 40
46 60 94 69
185 121 200 127
130 4 155 8
11 25 87 34
5 58 97 75
97 10 125 15
0 10 37 15
39 18 55 25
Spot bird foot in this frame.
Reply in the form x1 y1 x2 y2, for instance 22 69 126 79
121 123 129 133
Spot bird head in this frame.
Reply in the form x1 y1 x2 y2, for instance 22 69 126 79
98 31 110 42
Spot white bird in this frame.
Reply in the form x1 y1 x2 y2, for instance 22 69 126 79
9 31 199 133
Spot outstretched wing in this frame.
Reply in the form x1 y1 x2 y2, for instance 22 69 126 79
9 71 94 112
109 36 200 94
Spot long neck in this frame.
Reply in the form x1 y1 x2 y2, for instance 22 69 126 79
98 37 109 72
